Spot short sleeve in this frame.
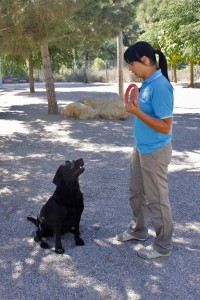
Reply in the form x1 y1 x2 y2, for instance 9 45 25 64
152 82 174 119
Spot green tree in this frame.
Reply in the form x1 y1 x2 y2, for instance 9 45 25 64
0 0 139 114
136 0 200 86
0 0 38 92
163 0 200 86
1 55 27 78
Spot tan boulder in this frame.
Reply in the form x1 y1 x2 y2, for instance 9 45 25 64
61 95 129 120
61 102 98 119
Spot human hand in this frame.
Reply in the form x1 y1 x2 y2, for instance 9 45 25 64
124 100 139 114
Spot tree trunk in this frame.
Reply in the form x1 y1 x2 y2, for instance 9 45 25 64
40 42 58 114
117 32 124 101
83 50 89 83
28 54 35 93
105 60 108 83
173 64 177 83
189 60 194 87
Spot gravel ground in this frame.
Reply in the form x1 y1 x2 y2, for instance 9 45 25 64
0 82 199 300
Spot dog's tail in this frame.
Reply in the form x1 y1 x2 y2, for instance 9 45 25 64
27 216 39 227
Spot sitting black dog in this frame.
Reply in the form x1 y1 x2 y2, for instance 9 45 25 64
27 158 85 254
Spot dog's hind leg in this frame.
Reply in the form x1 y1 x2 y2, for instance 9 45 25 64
34 224 49 249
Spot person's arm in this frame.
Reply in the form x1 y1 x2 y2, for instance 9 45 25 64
125 101 172 134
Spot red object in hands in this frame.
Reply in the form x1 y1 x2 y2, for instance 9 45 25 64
124 84 139 104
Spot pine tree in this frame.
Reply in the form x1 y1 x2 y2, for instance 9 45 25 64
0 0 138 113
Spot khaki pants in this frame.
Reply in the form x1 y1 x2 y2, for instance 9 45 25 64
128 142 173 254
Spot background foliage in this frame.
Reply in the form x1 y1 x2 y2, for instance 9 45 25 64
0 0 199 84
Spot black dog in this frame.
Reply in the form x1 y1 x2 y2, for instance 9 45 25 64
27 158 85 254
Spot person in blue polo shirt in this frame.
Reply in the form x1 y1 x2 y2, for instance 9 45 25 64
117 41 174 259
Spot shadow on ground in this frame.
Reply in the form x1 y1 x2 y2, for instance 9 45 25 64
0 86 199 300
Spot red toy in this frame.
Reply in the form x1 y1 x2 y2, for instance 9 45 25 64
124 83 139 104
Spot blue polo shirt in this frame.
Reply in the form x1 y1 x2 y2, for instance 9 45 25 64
133 69 174 154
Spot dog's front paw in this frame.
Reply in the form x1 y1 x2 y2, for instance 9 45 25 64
75 237 85 246
55 247 65 254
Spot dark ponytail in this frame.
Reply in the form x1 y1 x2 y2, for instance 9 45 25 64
154 49 170 81
124 41 170 82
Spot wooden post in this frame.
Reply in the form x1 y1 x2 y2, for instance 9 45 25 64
28 54 35 93
189 60 194 87
117 32 124 101
0 60 2 88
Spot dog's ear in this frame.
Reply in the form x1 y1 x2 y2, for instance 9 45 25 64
53 166 62 186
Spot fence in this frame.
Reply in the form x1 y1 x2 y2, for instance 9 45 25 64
52 61 200 84
2 60 200 85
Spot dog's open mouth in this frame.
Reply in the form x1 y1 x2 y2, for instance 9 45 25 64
73 159 85 177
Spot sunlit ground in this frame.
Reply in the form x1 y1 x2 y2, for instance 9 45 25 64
0 82 199 300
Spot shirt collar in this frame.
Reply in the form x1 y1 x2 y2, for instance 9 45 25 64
143 69 162 84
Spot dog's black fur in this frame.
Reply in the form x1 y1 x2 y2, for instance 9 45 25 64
27 158 85 254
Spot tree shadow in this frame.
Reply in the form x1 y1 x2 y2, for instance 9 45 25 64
0 90 199 299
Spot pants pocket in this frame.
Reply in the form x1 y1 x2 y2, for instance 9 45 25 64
149 143 172 166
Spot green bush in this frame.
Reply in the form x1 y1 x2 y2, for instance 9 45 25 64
92 58 106 71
